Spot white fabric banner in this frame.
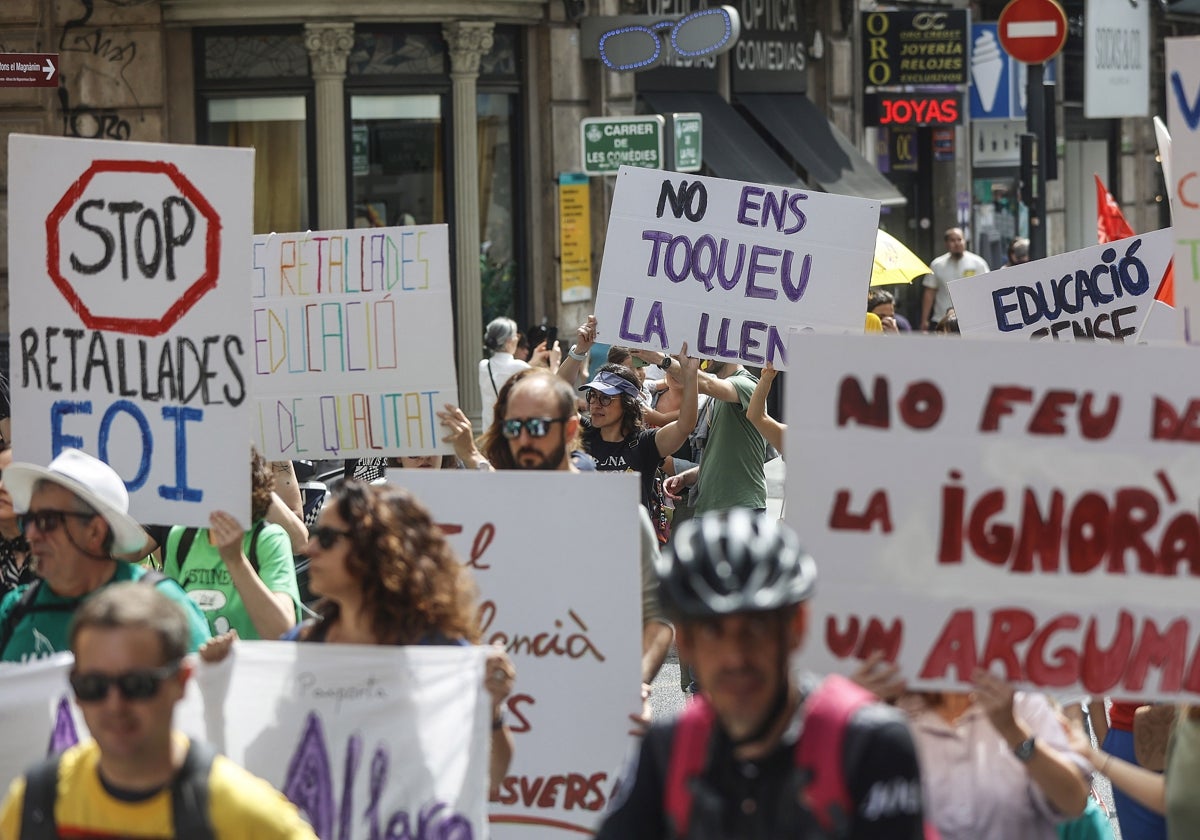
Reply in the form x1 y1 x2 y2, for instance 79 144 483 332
594 166 880 370
785 333 1200 701
387 471 643 839
250 226 459 460
0 644 491 839
7 135 254 527
949 229 1174 342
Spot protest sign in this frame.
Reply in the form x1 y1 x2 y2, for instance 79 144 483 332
8 135 253 527
250 226 458 460
388 471 642 839
785 333 1200 701
593 166 880 370
949 229 1174 342
0 644 491 840
1167 39 1200 343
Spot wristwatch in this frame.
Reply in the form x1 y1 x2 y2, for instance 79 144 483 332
659 356 673 370
1013 736 1036 763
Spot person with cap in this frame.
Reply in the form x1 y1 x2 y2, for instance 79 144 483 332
0 582 317 838
0 448 210 662
578 351 698 511
595 510 926 840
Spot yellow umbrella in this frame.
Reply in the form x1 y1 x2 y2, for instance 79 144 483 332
872 228 931 287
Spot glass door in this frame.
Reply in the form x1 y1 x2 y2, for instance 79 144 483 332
349 95 445 228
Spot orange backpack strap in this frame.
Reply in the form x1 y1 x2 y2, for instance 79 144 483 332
664 696 718 837
795 674 875 833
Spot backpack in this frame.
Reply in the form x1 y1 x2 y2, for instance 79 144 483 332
19 738 216 839
0 570 167 658
664 674 874 838
171 520 268 576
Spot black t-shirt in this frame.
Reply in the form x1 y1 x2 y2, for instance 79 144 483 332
594 695 925 840
581 423 661 507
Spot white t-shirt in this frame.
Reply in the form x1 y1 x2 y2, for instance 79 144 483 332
924 250 990 323
479 352 529 424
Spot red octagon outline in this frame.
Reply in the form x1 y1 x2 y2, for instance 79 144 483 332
45 159 222 337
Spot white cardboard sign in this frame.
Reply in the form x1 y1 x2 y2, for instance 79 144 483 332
949 229 1174 342
7 136 255 528
785 333 1200 701
594 166 880 370
1168 39 1200 344
250 227 458 460
387 471 643 839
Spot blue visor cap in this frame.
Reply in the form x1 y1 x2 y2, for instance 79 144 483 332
580 370 642 399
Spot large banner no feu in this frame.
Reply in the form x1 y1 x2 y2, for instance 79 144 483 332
251 226 458 460
8 135 254 528
593 166 880 371
389 471 643 840
0 645 491 840
786 333 1200 702
949 229 1174 342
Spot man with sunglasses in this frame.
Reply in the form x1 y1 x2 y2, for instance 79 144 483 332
0 582 317 838
0 449 209 662
438 371 676 691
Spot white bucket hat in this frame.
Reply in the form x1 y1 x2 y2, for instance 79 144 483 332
5 448 152 556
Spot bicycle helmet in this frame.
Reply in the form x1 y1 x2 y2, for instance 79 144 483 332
657 509 816 618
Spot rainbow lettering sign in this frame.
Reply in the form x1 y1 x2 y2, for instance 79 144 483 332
249 226 458 460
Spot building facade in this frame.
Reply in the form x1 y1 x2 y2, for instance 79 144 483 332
0 0 1184 420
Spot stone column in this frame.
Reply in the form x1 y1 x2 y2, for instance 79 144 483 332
304 22 355 230
443 21 494 423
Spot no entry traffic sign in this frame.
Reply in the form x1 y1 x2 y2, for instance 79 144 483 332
0 53 57 87
998 0 1067 64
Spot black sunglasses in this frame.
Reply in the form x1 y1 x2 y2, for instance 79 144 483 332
70 662 181 703
18 509 97 535
310 525 352 549
500 417 569 440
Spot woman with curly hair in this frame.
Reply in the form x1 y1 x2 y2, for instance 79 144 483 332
286 481 515 790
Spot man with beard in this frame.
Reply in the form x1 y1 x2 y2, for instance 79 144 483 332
920 227 990 332
438 370 676 689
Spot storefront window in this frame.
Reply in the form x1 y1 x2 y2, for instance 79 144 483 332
349 95 445 228
478 93 518 324
207 96 310 234
349 29 447 76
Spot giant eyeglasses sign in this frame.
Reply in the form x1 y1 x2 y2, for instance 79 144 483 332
579 6 742 72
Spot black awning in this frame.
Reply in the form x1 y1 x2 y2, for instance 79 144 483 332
738 93 907 207
641 90 806 188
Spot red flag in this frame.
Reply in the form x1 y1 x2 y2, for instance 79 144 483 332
1095 174 1173 305
1095 174 1134 243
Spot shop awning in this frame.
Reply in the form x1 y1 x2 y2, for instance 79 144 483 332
738 93 907 207
641 90 806 188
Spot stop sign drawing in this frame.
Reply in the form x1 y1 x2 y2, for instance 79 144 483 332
45 159 222 337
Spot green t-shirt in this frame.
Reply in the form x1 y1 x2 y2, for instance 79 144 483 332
1167 715 1200 840
694 369 767 514
1056 798 1115 840
0 563 211 662
163 522 300 640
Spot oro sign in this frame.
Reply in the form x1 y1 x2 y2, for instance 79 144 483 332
46 160 220 337
8 135 255 529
